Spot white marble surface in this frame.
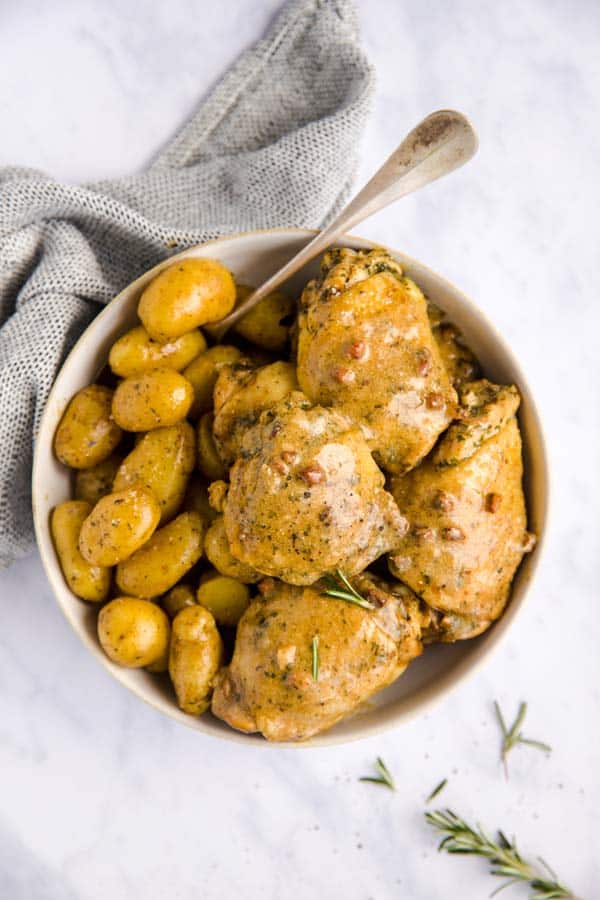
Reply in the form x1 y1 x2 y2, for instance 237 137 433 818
1 1 599 897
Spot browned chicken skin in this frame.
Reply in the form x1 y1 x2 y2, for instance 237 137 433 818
296 248 457 475
388 379 535 641
222 392 407 585
211 574 426 741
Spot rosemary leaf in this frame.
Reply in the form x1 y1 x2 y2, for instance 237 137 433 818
321 570 375 609
359 756 395 791
426 778 448 803
494 701 552 775
425 809 576 899
311 635 319 681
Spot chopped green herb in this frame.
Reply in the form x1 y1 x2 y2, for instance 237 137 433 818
426 778 448 802
321 570 375 610
311 635 319 681
359 756 395 791
494 701 551 776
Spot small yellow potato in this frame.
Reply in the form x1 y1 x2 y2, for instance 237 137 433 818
112 369 193 431
108 325 206 377
204 517 261 583
116 511 205 598
138 258 236 342
183 345 242 418
233 285 294 351
54 385 122 469
98 597 170 668
79 485 161 566
162 583 197 618
197 570 251 627
197 413 227 481
169 605 224 714
113 423 195 523
74 454 122 505
51 501 111 602
182 474 219 522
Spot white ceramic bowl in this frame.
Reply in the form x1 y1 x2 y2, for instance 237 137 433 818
33 228 548 746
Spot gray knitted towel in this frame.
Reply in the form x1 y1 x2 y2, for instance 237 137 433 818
0 0 374 568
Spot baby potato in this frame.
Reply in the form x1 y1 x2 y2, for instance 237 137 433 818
182 474 219 522
98 597 170 668
138 258 236 342
116 511 205 598
197 570 251 627
233 285 295 351
51 501 111 602
112 369 193 431
79 485 161 566
197 413 227 481
108 325 206 377
204 516 261 583
113 423 195 523
162 584 197 618
183 345 242 418
169 605 224 714
54 385 122 469
74 453 122 505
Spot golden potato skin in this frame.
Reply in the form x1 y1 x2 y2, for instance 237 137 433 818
197 571 251 627
112 369 193 431
169 605 224 714
51 501 111 602
197 413 227 481
162 584 197 618
108 325 206 377
98 597 170 668
116 511 205 598
113 423 195 523
233 285 294 351
74 454 121 505
183 345 242 419
138 258 236 342
204 517 261 583
54 385 122 469
78 485 161 566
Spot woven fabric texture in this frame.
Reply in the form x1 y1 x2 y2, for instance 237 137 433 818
0 0 374 567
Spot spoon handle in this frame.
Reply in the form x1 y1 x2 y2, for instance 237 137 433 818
207 109 478 340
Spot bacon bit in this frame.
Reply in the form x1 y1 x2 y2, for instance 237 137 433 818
271 458 289 476
319 506 332 524
332 366 356 384
441 526 465 542
413 524 434 540
270 423 282 438
281 450 298 465
347 340 367 360
425 392 444 410
276 645 297 669
432 490 455 512
257 577 276 596
485 492 502 513
300 464 325 485
522 532 537 553
415 348 432 376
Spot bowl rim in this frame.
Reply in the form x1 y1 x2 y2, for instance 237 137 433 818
32 226 549 748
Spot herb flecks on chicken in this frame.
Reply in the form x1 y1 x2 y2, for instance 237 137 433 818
296 248 457 475
223 393 407 585
388 379 535 642
211 574 426 741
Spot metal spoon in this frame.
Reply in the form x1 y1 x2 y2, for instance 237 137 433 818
206 109 478 341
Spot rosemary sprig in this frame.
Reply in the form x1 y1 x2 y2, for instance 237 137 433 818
425 809 575 899
359 756 395 791
321 569 375 609
495 701 552 776
311 635 319 681
426 778 448 802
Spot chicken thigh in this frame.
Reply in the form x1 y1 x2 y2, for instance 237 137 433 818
388 380 535 641
211 574 426 741
222 392 407 585
296 248 457 474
